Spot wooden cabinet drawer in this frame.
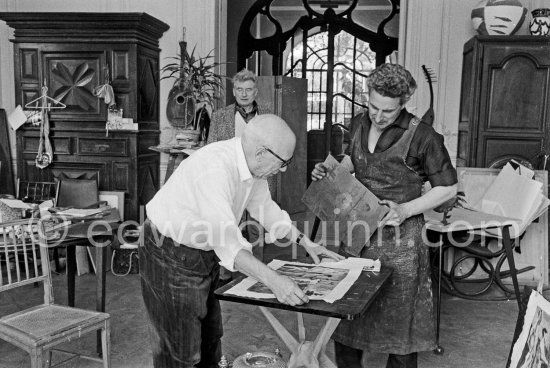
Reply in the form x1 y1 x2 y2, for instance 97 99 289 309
78 138 128 156
22 135 71 154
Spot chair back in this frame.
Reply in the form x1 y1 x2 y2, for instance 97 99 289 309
0 219 52 304
17 179 59 205
56 179 99 208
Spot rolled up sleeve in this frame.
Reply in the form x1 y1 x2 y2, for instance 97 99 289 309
422 133 458 187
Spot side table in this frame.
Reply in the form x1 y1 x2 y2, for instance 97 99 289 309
148 145 198 183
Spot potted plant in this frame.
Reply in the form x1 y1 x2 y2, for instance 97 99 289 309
162 40 224 146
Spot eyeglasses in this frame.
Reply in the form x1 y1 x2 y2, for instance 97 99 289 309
264 147 293 168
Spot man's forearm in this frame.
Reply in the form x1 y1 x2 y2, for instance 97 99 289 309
233 249 279 285
403 184 457 217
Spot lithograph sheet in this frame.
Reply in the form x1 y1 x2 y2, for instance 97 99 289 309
301 155 389 256
510 291 550 368
224 259 366 303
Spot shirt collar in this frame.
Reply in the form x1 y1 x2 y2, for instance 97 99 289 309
235 137 253 182
235 101 258 120
394 108 412 129
363 107 412 130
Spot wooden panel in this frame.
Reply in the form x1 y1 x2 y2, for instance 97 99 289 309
137 55 158 122
484 53 547 132
51 163 106 188
44 52 105 120
459 46 474 124
112 50 130 81
21 89 39 107
21 135 72 155
20 49 38 81
0 110 15 195
137 161 159 220
78 138 128 156
482 137 543 168
256 76 308 214
112 162 129 191
457 130 469 167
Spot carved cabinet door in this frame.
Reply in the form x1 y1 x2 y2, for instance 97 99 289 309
458 36 550 170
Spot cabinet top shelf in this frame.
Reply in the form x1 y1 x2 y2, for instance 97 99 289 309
0 12 169 48
467 34 550 44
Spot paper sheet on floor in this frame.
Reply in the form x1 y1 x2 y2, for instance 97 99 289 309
224 259 368 303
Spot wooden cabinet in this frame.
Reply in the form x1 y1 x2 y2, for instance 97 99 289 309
0 12 169 221
457 36 550 169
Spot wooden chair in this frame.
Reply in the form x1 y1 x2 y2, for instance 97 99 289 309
0 219 111 367
56 179 101 209
17 179 59 205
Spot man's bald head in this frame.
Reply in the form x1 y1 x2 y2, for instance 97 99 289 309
242 114 296 179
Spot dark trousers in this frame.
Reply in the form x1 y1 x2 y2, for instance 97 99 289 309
335 341 418 368
140 220 222 368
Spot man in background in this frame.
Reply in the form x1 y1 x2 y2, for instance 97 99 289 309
208 68 268 143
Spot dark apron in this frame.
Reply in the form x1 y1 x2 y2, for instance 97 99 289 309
332 116 436 355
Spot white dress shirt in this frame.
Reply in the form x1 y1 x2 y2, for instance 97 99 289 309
146 138 292 271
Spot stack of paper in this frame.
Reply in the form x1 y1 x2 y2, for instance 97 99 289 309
55 207 107 218
473 163 550 237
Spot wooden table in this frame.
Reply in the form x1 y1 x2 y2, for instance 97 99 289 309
46 209 120 355
215 266 392 367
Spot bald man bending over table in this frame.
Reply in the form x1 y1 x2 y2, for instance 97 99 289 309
141 114 343 368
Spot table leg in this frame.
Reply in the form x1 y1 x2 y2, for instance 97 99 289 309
434 233 444 355
259 307 299 351
165 154 177 183
96 243 107 356
66 246 76 307
258 307 341 368
502 225 522 311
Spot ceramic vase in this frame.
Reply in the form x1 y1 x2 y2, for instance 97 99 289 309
530 8 550 36
471 0 527 35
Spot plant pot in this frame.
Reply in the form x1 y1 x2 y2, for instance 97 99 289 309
175 129 200 147
530 8 550 36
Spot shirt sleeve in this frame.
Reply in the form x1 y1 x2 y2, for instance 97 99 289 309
344 111 365 156
191 169 253 272
418 127 458 187
246 179 292 244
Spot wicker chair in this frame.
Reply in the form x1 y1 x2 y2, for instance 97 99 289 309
0 219 111 367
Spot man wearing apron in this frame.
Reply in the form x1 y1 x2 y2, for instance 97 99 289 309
311 63 458 368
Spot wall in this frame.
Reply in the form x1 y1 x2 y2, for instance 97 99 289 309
0 0 222 182
2 0 549 183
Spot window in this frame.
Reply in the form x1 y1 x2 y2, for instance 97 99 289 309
286 31 378 130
